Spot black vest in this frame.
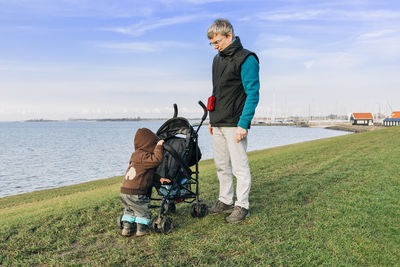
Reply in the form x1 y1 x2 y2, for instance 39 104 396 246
210 37 259 127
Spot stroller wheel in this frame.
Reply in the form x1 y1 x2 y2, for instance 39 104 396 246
164 201 176 214
190 203 197 217
117 214 123 229
161 217 173 234
198 203 208 218
191 203 208 218
151 218 161 233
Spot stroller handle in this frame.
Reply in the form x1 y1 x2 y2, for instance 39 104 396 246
173 103 178 118
198 101 207 121
194 100 208 135
172 102 206 121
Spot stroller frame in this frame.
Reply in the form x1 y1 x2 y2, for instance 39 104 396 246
150 101 208 234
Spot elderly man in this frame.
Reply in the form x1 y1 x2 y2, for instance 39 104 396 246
207 19 260 223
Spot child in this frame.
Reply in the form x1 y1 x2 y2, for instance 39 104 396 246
120 128 165 237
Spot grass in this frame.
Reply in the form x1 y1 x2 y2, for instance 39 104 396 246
1 127 399 266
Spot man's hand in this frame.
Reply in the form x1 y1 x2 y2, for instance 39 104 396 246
235 126 247 143
209 125 213 135
157 139 165 146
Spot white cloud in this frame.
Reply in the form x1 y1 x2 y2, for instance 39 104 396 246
261 47 365 70
105 14 205 36
303 60 315 69
260 48 317 60
356 36 400 61
94 41 193 53
96 42 159 52
344 10 400 20
247 9 400 22
359 29 396 39
255 10 327 21
0 61 59 72
255 33 298 46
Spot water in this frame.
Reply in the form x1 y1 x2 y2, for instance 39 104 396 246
0 121 349 198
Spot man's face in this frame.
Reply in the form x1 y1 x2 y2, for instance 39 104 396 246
209 33 233 52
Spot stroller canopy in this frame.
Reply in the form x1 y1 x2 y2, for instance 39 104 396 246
157 117 193 140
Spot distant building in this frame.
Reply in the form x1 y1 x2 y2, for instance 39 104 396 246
390 111 400 118
350 113 374 125
383 111 400 126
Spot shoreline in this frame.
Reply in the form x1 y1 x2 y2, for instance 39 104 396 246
252 121 386 133
252 122 385 133
318 124 385 133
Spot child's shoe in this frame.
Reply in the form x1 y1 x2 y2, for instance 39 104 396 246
136 223 150 237
121 222 136 237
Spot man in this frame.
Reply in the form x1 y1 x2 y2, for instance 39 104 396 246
207 19 260 223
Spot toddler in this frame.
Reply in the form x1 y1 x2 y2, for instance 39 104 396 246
120 128 164 237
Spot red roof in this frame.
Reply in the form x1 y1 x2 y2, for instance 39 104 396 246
352 113 373 119
391 111 400 119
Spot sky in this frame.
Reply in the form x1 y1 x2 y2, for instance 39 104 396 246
1 0 399 121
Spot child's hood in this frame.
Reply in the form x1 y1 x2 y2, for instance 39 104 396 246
134 128 158 152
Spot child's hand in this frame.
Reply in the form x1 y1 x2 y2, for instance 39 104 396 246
157 139 164 146
160 178 171 184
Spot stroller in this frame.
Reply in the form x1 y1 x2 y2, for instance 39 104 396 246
117 101 208 235
151 101 208 234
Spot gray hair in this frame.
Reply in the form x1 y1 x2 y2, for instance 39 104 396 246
207 19 234 39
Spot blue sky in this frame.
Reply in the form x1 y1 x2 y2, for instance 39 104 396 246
1 0 399 121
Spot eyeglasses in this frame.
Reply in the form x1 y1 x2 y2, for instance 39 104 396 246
209 37 225 47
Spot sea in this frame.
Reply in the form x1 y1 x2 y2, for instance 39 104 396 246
0 121 350 198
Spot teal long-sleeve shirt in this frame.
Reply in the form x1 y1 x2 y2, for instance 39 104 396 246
238 55 260 129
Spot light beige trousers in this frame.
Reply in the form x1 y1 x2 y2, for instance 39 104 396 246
212 127 251 209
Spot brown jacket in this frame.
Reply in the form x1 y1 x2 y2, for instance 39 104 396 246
120 128 163 195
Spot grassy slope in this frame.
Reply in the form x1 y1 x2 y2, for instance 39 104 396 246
1 127 399 266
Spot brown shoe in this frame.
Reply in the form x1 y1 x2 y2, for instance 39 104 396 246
208 200 234 215
121 222 136 237
225 206 249 223
136 223 150 237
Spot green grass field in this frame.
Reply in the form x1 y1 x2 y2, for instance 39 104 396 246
1 127 399 266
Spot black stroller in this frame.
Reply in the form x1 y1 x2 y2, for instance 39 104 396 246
117 101 208 235
150 101 208 234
